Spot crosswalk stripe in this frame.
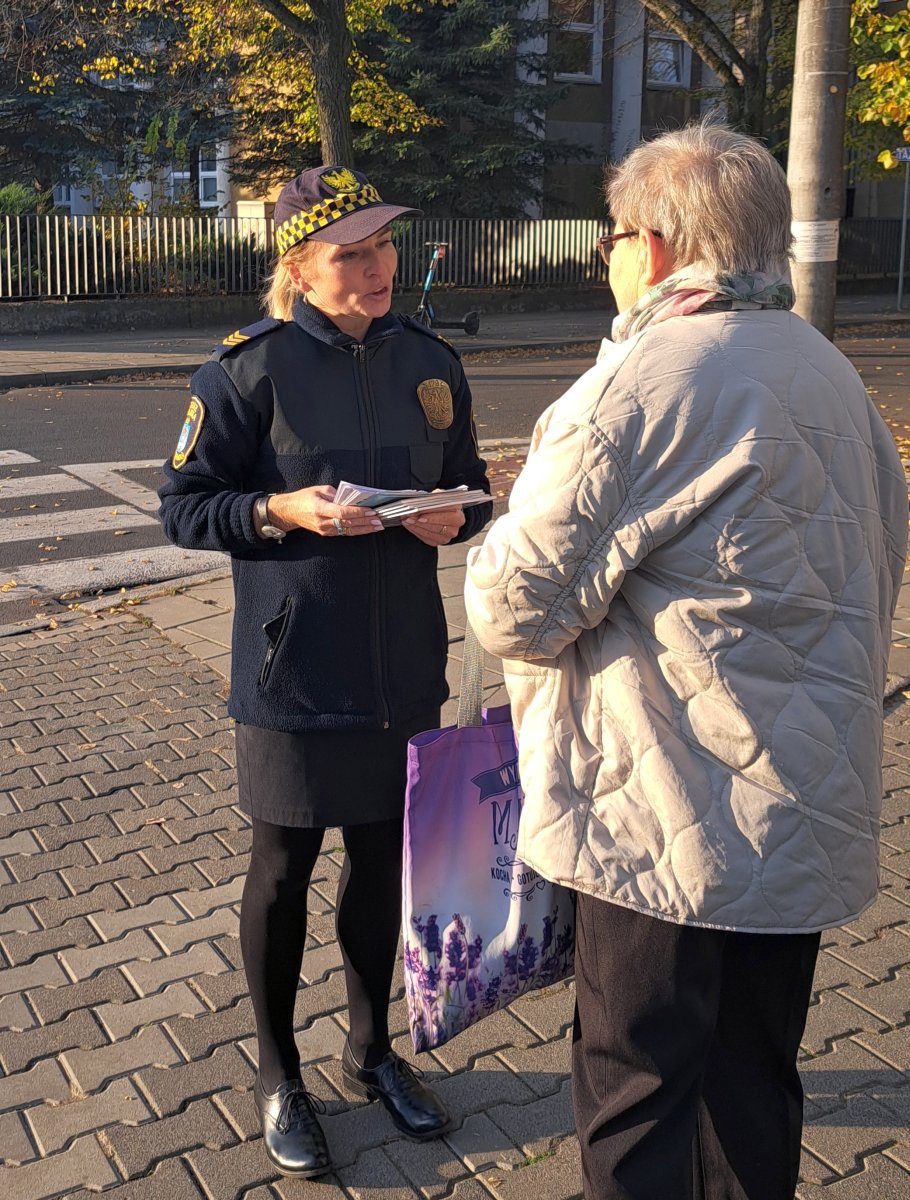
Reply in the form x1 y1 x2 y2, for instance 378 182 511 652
0 506 157 545
0 451 39 465
61 461 162 514
0 545 227 600
0 474 91 499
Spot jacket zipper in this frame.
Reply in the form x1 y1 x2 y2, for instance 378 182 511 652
258 595 292 688
353 344 391 729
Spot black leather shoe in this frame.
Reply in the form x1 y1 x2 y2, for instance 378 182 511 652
341 1041 451 1140
254 1075 332 1178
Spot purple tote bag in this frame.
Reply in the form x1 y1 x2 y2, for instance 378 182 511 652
402 624 575 1052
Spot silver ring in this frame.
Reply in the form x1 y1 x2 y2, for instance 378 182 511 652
332 518 345 535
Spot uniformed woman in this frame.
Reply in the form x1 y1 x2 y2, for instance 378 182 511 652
158 166 492 1179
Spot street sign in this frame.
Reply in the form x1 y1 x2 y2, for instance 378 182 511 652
896 147 910 162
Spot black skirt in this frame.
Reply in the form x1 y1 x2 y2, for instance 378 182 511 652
235 710 441 828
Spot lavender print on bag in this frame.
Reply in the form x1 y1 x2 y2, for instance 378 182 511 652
402 706 575 1052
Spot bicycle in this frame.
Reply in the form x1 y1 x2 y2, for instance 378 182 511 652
413 242 480 336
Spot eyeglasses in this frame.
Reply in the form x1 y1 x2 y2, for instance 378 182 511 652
596 228 662 266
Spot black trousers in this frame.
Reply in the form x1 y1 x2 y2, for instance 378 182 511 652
572 893 820 1200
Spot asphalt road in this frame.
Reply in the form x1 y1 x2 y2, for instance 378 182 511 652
1 333 908 631
0 348 588 628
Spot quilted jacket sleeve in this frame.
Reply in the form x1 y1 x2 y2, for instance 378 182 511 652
465 403 650 662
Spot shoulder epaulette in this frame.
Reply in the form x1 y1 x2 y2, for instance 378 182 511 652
211 316 283 360
397 314 461 359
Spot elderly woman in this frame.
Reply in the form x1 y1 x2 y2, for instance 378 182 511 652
159 165 491 1178
465 125 907 1199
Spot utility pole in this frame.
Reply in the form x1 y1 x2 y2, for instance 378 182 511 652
787 0 851 340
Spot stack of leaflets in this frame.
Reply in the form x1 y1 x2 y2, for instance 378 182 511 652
335 481 490 526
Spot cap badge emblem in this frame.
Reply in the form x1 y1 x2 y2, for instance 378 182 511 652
321 167 359 192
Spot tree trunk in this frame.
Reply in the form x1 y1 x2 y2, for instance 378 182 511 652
737 0 773 137
310 0 355 166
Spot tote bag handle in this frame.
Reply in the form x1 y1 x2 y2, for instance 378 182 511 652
456 622 485 729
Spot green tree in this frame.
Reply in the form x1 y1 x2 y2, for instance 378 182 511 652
850 0 910 172
356 0 586 216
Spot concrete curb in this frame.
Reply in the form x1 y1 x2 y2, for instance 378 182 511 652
0 338 605 391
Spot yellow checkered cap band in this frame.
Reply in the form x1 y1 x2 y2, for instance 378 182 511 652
275 184 384 254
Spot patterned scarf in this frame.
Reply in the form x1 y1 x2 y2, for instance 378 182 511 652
611 264 795 344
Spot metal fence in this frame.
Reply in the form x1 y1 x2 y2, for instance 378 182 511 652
0 213 905 301
0 214 605 300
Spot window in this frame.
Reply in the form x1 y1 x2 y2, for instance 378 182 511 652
647 21 691 88
199 145 219 207
169 145 221 207
53 184 72 209
551 0 603 84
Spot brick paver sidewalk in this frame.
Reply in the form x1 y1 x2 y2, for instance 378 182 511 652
1 543 909 1197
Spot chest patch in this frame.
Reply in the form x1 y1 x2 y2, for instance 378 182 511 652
417 378 454 430
172 396 205 469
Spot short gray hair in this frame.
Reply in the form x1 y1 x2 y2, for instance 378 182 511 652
605 123 792 276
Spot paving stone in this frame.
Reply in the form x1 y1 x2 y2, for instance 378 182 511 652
59 927 161 980
854 1026 910 1073
59 787 144 820
300 939 343 983
506 982 575 1043
379 1133 469 1197
428 1008 537 1074
0 914 102 966
31 882 126 928
151 906 239 952
495 1032 572 1098
188 965 249 1012
0 1132 119 1198
0 1110 36 1164
104 1095 236 1179
320 1099 405 1172
212 934 243 970
61 852 154 893
0 872 69 912
335 1144 415 1199
0 1007 110 1073
135 1043 256 1117
829 930 910 979
112 797 199 835
175 874 245 918
432 1054 537 1123
0 992 36 1032
140 833 233 874
802 1093 908 1176
482 1135 582 1200
125 942 232 999
444 1112 525 1173
484 1079 574 1158
186 1136 278 1197
90 894 186 940
26 1078 151 1154
60 1156 203 1200
26 965 138 1024
96 981 207 1039
801 1038 907 1112
6 840 95 881
0 1058 73 1115
0 904 39 934
796 1150 910 1197
839 969 910 1028
117 862 209 905
212 1085 260 1141
62 1025 182 1092
801 989 888 1056
0 952 69 998
0 829 42 856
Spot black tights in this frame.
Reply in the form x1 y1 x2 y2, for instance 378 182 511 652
239 816 405 1093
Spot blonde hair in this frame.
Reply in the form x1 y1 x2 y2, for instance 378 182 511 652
605 123 792 276
262 238 317 321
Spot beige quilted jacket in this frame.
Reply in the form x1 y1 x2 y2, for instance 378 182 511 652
465 310 908 932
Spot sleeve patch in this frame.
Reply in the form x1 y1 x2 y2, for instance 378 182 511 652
172 396 205 470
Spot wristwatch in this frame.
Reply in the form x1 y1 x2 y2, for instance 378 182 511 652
254 494 285 542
